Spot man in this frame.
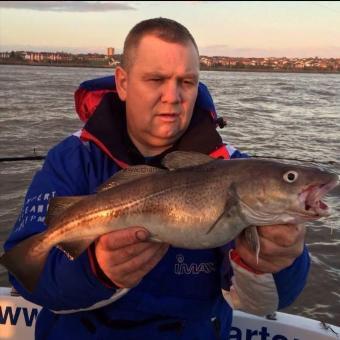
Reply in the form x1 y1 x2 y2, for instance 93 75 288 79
4 18 309 339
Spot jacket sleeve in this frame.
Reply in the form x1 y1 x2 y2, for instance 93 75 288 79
222 246 309 316
274 246 310 309
3 136 128 312
221 146 310 315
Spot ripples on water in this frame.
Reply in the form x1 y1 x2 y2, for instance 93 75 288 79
0 65 339 324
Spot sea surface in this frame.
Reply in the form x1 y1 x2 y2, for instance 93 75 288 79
0 65 339 325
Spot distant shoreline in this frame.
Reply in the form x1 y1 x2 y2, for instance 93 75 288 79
1 61 339 74
0 61 113 70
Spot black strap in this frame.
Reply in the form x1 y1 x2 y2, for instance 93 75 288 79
94 312 184 334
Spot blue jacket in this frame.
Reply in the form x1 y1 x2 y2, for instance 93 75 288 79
4 77 310 339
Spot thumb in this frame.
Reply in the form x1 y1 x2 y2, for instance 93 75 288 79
135 229 150 241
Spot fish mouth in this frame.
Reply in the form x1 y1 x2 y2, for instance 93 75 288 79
298 178 338 219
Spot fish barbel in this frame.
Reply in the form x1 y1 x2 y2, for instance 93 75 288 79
0 151 338 292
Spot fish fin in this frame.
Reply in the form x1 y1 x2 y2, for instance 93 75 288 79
244 226 261 264
0 233 49 292
46 196 85 226
162 151 214 170
206 211 226 234
149 235 163 243
97 166 166 192
57 237 96 260
206 187 240 234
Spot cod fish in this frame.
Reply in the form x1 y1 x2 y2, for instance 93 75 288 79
0 151 338 292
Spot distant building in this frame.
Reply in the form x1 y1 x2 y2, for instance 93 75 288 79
107 47 115 57
22 52 72 62
0 52 10 59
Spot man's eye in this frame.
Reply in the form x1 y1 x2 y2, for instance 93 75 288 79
150 78 162 82
183 80 195 86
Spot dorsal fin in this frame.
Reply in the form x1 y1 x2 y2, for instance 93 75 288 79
45 196 85 226
97 165 166 192
162 151 214 170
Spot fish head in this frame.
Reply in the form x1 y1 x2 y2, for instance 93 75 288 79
231 160 339 225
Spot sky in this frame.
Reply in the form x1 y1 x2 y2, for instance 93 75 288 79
0 1 340 58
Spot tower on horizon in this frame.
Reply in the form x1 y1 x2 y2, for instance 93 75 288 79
107 47 115 57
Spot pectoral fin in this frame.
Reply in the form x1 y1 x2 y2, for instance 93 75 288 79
244 226 261 263
149 235 163 243
206 184 244 238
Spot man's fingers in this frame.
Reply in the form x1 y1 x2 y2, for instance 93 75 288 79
257 233 304 258
97 227 150 250
241 228 304 258
94 227 169 287
236 224 305 273
111 243 168 277
110 244 169 288
257 224 306 247
107 241 162 266
236 237 296 272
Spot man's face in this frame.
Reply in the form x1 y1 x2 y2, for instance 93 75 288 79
116 35 199 156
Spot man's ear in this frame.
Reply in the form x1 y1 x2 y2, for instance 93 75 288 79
115 66 127 101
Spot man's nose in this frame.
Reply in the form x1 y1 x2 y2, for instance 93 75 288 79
161 81 181 104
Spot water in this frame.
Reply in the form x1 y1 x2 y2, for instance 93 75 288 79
0 65 339 325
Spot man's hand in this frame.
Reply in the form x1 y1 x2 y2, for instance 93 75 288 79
236 224 306 273
95 227 169 288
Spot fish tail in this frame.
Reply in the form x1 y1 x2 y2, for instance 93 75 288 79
0 233 50 293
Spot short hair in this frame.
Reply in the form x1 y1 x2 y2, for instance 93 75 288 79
122 17 199 70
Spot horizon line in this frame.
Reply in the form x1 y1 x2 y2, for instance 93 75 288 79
1 50 339 60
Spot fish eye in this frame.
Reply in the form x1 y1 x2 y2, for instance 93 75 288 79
283 171 299 183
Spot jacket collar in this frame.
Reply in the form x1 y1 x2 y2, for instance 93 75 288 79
83 92 223 167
